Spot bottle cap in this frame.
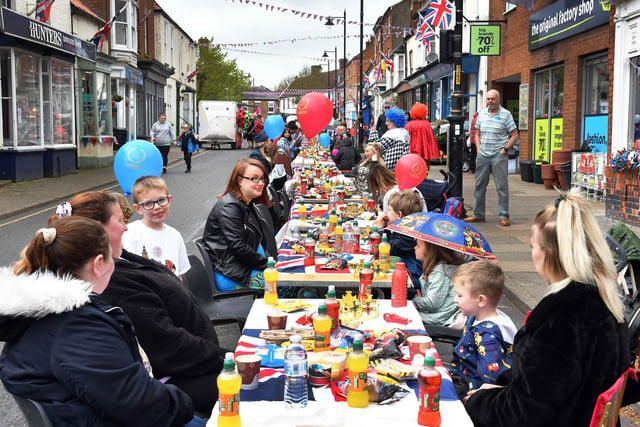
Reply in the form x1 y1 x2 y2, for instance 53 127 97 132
223 352 236 369
364 261 371 268
307 231 313 238
267 257 275 267
423 349 436 367
381 233 388 242
327 285 336 298
395 261 405 269
352 333 363 351
317 304 327 314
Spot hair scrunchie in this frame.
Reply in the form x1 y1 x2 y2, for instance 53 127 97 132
37 228 56 245
56 201 72 218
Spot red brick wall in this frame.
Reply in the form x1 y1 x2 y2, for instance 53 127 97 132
488 0 611 160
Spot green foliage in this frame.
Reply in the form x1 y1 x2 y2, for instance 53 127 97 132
195 37 251 101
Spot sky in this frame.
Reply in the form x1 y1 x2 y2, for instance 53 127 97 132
155 0 397 90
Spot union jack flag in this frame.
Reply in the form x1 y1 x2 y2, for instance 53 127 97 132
381 53 394 74
423 0 455 30
36 0 55 23
416 13 436 46
186 67 199 82
89 2 128 51
363 76 370 90
372 67 382 82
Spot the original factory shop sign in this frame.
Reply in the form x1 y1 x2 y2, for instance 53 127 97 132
529 0 610 51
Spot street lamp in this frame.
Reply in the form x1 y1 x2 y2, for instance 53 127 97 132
325 10 346 122
322 47 337 118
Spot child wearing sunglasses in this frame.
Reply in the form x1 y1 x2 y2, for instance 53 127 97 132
123 175 190 278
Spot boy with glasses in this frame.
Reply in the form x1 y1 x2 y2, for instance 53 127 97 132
123 176 190 278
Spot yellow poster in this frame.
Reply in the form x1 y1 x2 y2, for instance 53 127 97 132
534 119 549 162
551 118 563 152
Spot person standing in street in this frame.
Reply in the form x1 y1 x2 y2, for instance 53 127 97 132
150 113 175 174
376 105 390 136
465 90 518 226
176 124 199 173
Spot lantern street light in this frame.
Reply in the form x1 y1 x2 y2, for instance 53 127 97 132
325 10 346 121
322 48 338 118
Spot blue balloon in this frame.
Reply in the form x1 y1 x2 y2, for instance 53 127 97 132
318 133 331 148
113 140 163 195
264 115 285 140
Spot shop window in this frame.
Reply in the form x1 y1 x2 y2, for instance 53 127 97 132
81 70 96 136
533 65 564 161
583 54 608 153
112 0 137 52
96 71 110 136
0 50 13 148
630 57 640 147
15 52 41 147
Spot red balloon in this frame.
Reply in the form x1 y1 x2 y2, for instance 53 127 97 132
395 154 428 190
296 92 333 138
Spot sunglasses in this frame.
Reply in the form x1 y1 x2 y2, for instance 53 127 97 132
137 195 172 210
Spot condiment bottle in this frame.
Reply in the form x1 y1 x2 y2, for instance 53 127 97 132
358 262 373 303
391 262 408 307
217 352 241 427
303 232 316 267
417 350 441 427
313 304 332 352
347 334 369 408
325 285 340 333
264 257 278 306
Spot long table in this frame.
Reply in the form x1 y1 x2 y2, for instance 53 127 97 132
206 300 473 427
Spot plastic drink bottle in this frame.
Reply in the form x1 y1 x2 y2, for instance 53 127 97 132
217 352 242 427
318 220 329 247
417 350 441 427
369 227 381 260
304 232 316 267
347 334 369 408
352 220 360 252
334 220 344 252
264 257 278 306
328 209 338 233
358 262 373 303
313 304 332 352
391 262 408 307
379 233 391 271
284 334 308 408
325 285 340 332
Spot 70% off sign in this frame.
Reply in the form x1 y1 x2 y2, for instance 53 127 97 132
470 25 501 56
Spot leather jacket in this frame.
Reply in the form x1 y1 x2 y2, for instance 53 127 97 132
202 193 269 284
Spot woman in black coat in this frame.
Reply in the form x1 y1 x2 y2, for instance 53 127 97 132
202 158 276 289
464 190 630 426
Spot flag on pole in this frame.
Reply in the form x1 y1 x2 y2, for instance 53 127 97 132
381 53 394 74
501 0 534 11
416 12 436 46
372 67 382 82
363 76 370 90
187 67 200 82
423 0 455 30
36 0 56 23
89 2 128 51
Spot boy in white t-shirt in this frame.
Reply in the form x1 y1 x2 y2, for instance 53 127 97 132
449 260 517 394
123 176 190 278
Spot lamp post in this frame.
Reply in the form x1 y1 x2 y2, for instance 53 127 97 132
322 48 337 118
325 10 346 122
447 0 464 198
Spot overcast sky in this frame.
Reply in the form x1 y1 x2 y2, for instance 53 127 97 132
155 0 399 90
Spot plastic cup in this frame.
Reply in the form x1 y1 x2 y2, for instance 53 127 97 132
267 312 288 330
236 354 262 390
407 335 432 360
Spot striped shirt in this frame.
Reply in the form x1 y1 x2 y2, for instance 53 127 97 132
476 106 516 157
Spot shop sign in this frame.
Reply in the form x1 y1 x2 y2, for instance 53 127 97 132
534 119 549 161
2 7 96 61
529 0 610 51
470 25 501 56
583 115 608 153
125 66 144 86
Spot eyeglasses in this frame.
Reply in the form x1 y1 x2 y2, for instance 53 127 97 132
137 195 172 210
240 175 266 184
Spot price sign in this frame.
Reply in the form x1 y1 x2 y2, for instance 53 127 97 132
470 25 501 56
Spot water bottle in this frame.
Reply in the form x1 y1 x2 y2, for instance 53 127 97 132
284 334 308 408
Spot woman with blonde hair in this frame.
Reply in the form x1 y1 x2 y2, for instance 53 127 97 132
465 189 629 426
347 142 385 193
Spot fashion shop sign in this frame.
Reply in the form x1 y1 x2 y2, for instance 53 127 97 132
1 7 95 61
529 0 610 50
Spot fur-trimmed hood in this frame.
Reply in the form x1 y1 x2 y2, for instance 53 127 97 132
0 267 92 342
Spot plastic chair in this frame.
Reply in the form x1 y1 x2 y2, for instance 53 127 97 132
12 394 53 427
182 254 256 325
210 316 244 353
590 367 635 427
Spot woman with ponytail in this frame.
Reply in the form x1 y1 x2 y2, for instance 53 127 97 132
464 189 630 426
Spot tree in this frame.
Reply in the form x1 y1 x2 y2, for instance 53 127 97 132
195 37 251 101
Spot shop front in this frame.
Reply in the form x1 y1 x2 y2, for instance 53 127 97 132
0 7 95 181
111 64 143 145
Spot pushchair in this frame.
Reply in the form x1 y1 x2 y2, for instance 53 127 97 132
416 169 458 212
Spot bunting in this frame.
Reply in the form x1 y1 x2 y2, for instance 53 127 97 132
36 0 55 23
381 53 394 74
422 0 455 30
89 2 128 50
187 67 199 82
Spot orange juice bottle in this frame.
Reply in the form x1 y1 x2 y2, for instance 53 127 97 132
264 257 278 306
325 285 340 332
217 352 241 427
347 334 369 408
379 233 391 272
313 304 332 352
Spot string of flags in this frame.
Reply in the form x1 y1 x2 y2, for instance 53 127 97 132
89 2 129 50
186 68 199 82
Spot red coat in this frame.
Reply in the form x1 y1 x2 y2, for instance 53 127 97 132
405 119 440 161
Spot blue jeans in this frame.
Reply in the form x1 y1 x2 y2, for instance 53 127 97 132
473 153 509 219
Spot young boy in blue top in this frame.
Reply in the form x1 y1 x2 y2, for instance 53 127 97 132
449 260 517 394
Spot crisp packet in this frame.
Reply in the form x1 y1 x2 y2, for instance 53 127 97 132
368 372 411 404
369 329 408 360
331 326 372 349
370 358 421 381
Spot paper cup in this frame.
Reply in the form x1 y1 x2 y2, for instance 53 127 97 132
267 312 288 330
236 354 262 390
407 335 432 360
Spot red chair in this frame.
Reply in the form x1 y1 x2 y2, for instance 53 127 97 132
589 367 636 427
